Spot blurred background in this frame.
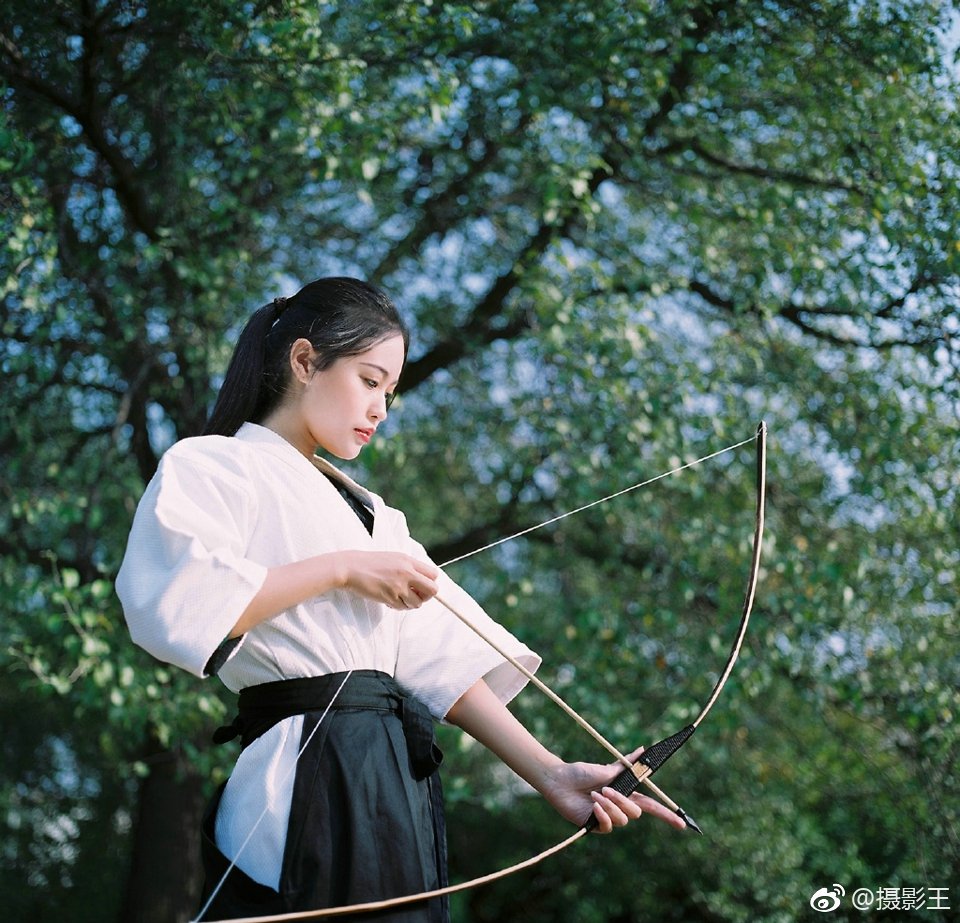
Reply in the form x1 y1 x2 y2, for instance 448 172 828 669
1 1 957 920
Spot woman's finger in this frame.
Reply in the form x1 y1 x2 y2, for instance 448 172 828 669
589 798 613 834
413 559 440 581
631 793 688 830
601 787 644 820
407 576 438 603
591 789 632 828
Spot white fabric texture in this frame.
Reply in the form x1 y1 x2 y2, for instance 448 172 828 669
116 422 540 888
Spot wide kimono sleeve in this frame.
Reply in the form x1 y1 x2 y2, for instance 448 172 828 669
115 440 268 678
385 506 541 720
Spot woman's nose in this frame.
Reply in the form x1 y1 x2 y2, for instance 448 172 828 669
369 393 388 421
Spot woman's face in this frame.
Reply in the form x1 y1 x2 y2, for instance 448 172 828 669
286 333 405 459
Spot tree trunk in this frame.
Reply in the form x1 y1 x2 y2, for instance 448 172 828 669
121 743 207 923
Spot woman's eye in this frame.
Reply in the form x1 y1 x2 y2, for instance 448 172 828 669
363 378 378 389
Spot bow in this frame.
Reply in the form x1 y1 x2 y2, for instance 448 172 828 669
200 422 768 922
579 419 767 828
436 420 767 833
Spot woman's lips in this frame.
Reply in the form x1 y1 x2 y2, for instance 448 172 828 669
355 428 373 444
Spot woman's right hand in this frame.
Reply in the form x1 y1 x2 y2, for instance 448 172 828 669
339 551 439 610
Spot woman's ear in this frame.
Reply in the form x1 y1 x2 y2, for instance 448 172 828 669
288 338 316 385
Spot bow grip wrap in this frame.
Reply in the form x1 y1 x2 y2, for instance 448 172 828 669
581 724 695 832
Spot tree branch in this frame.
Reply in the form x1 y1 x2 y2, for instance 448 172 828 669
687 275 945 350
662 137 863 194
0 27 159 238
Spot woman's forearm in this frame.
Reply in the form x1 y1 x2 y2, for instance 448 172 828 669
445 678 564 795
228 549 440 637
229 553 348 637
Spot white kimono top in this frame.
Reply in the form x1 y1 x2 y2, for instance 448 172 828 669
116 422 540 888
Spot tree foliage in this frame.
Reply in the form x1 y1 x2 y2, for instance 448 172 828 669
2 1 958 920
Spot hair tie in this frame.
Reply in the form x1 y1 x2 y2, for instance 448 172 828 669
272 295 289 315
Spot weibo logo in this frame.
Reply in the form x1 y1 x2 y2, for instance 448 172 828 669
809 884 845 912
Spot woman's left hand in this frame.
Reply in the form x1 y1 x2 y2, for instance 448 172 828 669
541 746 688 834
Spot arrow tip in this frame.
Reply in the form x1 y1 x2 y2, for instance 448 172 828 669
676 808 704 835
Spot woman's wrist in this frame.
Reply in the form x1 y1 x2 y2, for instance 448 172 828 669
524 752 567 798
327 550 352 592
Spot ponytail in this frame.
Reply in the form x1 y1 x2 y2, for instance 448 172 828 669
202 297 287 437
202 279 408 438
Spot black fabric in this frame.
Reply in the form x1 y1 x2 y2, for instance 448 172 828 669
199 671 448 922
204 635 242 677
324 473 375 535
212 671 443 781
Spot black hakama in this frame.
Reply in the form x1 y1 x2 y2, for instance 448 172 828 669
199 671 448 922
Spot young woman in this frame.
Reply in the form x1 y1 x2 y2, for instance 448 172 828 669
116 277 683 921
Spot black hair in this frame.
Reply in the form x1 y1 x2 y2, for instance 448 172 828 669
202 277 409 437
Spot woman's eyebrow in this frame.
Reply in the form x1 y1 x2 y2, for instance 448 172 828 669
358 362 399 387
